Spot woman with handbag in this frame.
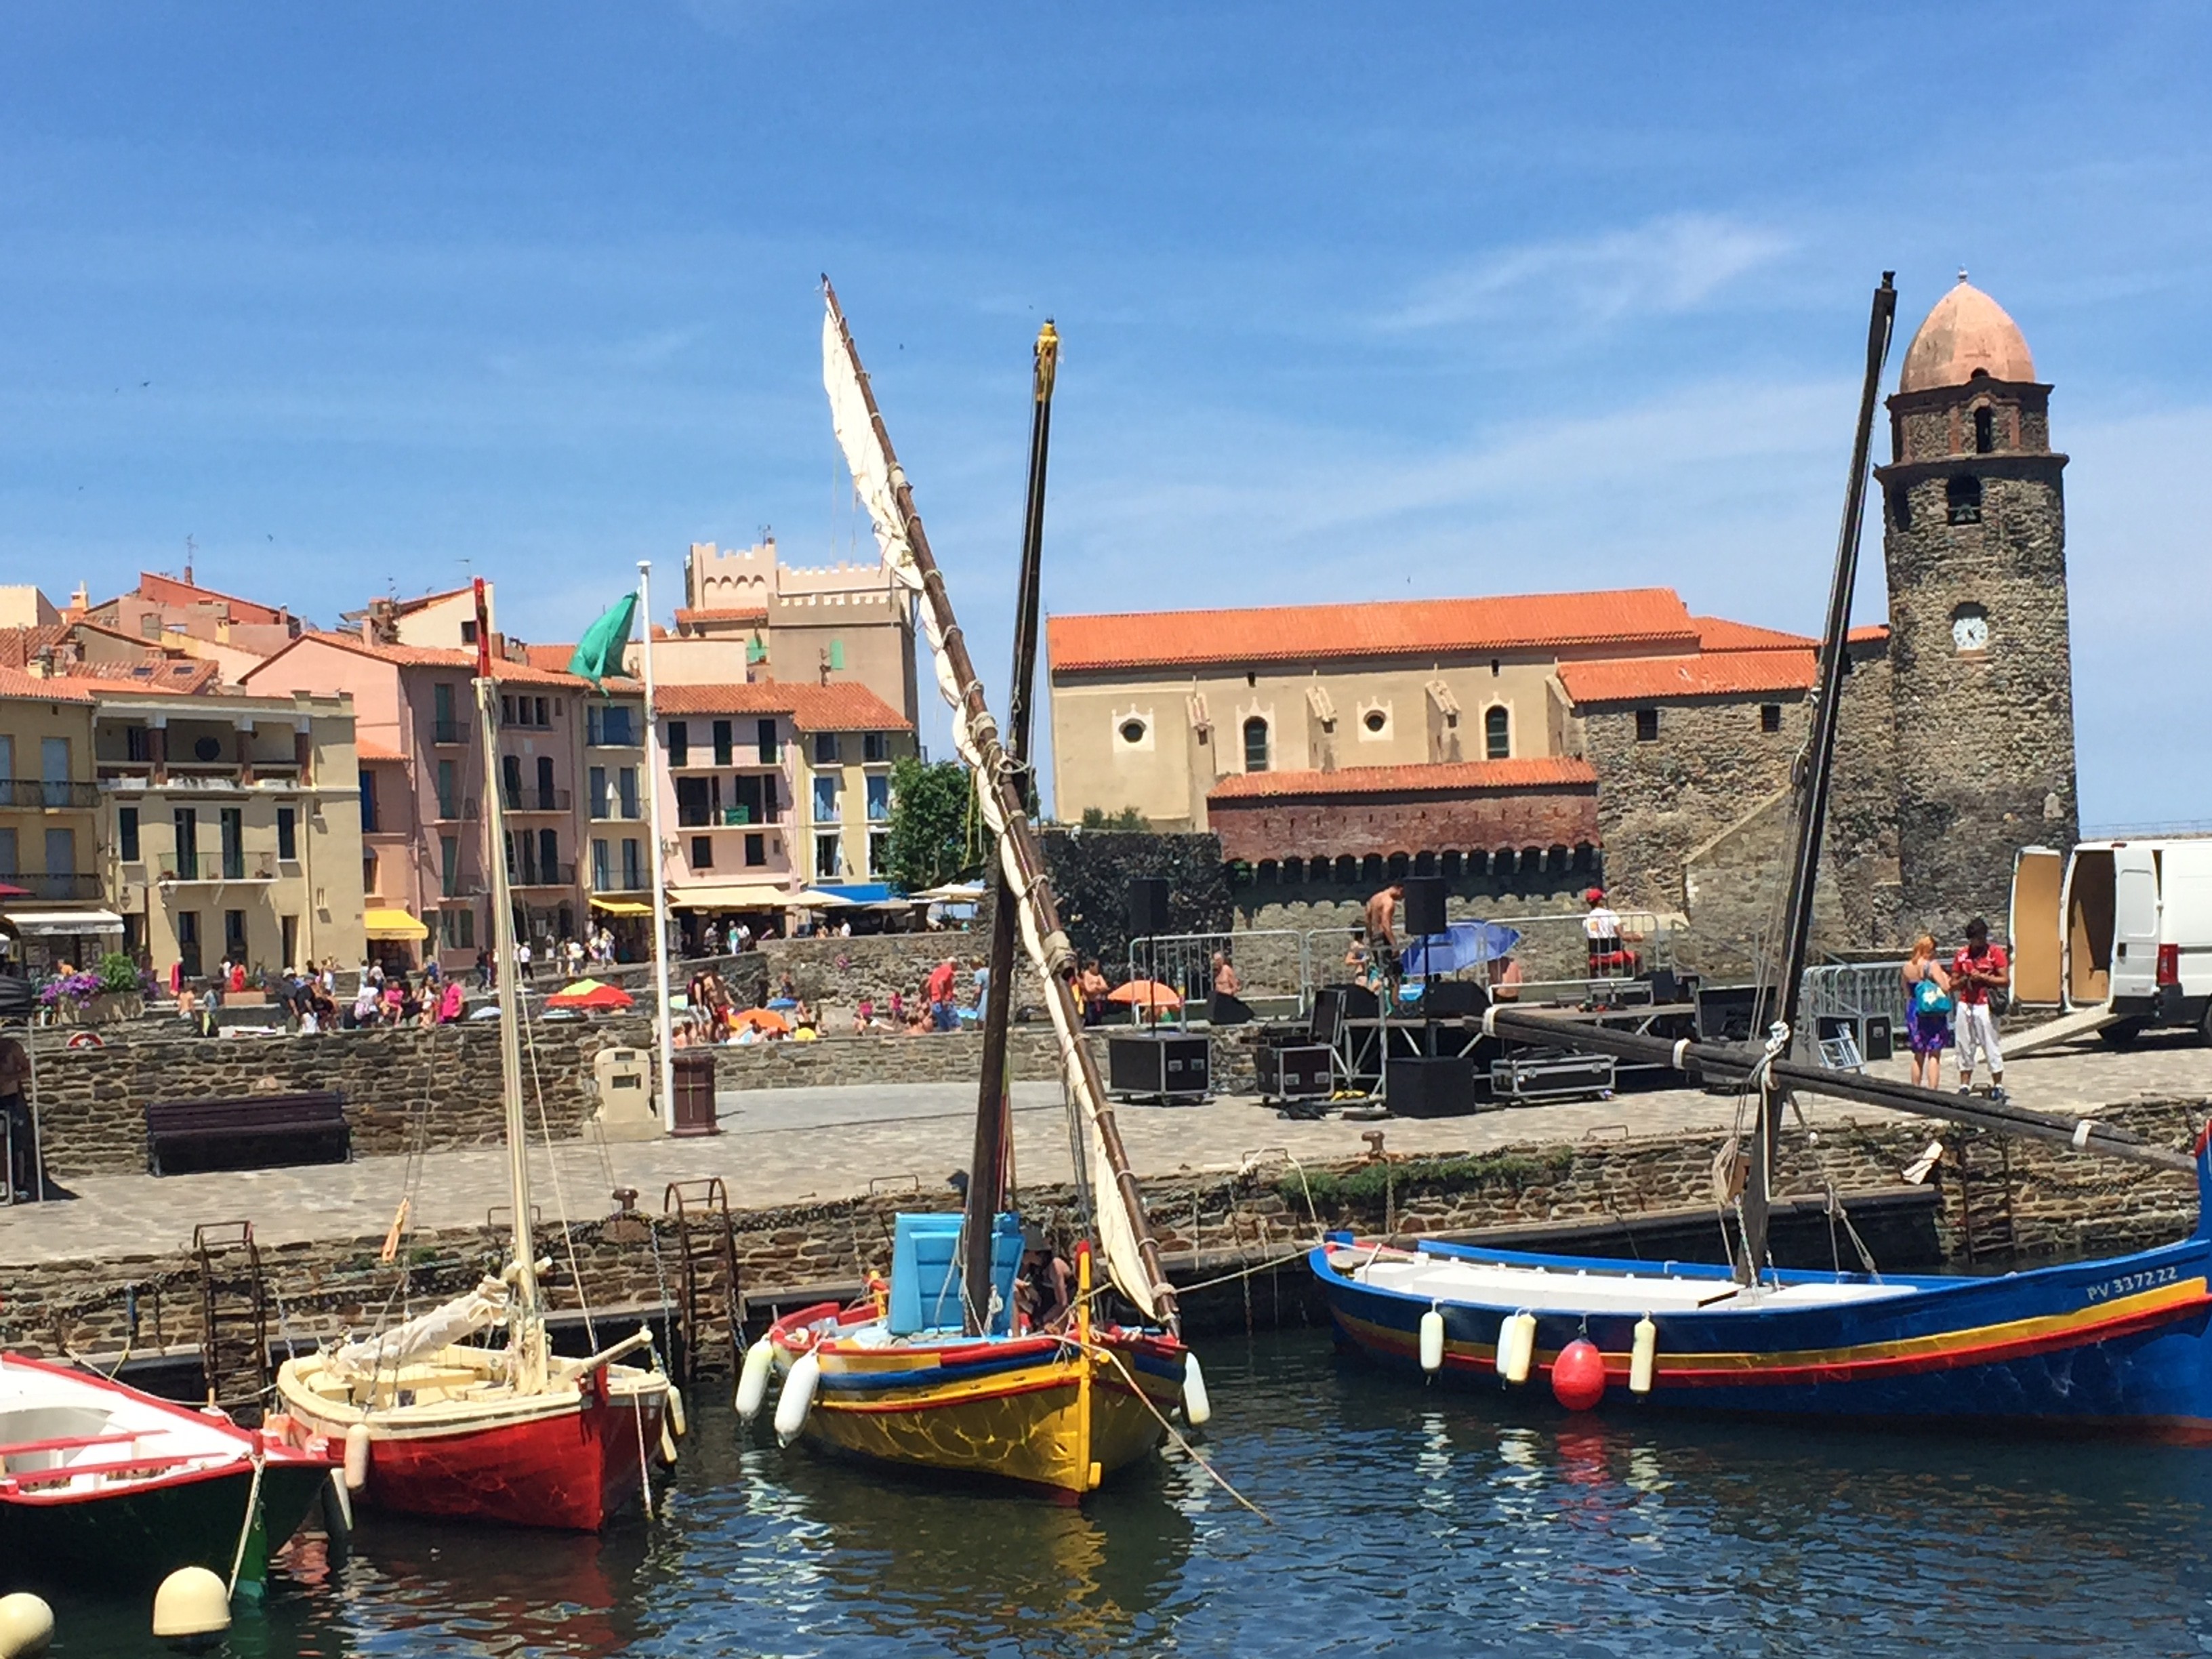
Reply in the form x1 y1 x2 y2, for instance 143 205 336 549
1902 934 1954 1090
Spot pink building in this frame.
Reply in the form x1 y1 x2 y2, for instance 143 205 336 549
650 681 912 945
243 634 649 969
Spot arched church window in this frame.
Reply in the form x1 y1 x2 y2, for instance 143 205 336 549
1946 475 1982 525
1483 705 1511 760
1242 716 1270 774
1973 406 1994 454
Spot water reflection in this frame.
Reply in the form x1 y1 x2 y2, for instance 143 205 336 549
37 1333 2212 1656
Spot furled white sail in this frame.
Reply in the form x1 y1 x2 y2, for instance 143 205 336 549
325 1279 510 1382
821 295 1161 1321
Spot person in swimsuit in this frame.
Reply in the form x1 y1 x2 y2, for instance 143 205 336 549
1901 933 1953 1090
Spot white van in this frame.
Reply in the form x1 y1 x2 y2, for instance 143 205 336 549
2011 838 2212 1044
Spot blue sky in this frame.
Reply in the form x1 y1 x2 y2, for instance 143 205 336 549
2 3 2207 824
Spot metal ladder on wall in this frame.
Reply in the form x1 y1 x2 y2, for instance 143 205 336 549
192 1221 270 1418
663 1179 746 1383
1953 1136 2018 1267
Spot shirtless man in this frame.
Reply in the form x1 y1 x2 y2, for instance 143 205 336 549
1364 882 1404 953
1364 882 1405 989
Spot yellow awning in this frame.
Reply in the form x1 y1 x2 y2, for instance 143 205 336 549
590 897 652 916
363 907 431 941
670 883 792 911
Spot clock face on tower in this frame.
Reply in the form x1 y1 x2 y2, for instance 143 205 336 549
1952 609 1989 653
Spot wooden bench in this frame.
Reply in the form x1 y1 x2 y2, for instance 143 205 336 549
144 1091 351 1176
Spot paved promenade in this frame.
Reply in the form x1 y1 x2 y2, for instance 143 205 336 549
0 1033 2203 1267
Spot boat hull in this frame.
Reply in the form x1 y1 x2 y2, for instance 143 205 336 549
772 1317 1185 1496
275 1354 666 1532
1315 1226 2212 1432
0 1446 331 1591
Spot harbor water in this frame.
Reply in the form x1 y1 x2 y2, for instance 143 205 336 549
39 1326 2212 1656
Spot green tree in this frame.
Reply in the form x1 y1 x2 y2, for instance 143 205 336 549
884 756 982 891
1080 805 1151 832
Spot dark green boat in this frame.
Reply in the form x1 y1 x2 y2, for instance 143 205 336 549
1 1351 334 1592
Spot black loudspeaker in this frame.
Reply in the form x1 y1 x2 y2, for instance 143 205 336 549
1128 877 1170 941
1696 983 1775 1045
1403 875 1448 938
1387 1054 1478 1118
1862 1014 1894 1063
1421 979 1490 1019
1310 982 1379 1044
1105 1032 1210 1102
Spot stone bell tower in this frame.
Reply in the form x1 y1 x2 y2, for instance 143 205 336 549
1876 274 2078 939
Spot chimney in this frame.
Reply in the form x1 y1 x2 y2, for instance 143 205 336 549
365 597 401 646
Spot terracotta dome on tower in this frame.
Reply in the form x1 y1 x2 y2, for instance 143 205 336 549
1898 275 2036 393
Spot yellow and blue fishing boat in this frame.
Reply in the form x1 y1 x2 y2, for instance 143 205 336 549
739 287 1200 1496
763 1227 1188 1498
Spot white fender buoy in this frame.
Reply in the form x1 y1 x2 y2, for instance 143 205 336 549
342 1422 372 1492
659 1420 680 1465
1497 1313 1537 1385
321 1468 354 1541
1629 1315 1658 1396
151 1565 230 1645
1183 1352 1212 1428
0 1592 54 1659
774 1351 820 1447
736 1338 775 1424
665 1382 687 1439
1418 1307 1446 1374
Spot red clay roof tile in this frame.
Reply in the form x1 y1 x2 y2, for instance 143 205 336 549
651 680 911 731
1049 588 1700 674
1556 649 1817 705
1207 757 1597 802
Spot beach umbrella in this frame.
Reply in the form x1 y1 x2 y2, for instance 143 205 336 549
1401 922 1523 977
546 978 634 1010
0 881 28 898
1107 979 1183 1011
734 1006 792 1035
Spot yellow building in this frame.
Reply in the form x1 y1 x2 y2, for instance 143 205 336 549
0 671 110 972
1046 589 1718 831
92 685 366 981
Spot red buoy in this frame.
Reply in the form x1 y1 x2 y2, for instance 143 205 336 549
1550 1338 1607 1412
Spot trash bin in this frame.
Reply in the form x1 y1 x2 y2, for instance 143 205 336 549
672 1049 718 1137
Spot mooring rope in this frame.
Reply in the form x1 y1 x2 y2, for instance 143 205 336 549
1067 1335 1271 1523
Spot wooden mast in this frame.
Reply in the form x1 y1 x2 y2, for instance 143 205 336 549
823 281 1180 1331
1738 272 1898 1283
472 577 546 1391
962 319 1059 1334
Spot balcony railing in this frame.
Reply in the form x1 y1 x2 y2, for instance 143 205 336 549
589 795 644 822
508 862 577 888
0 779 99 809
434 797 481 823
501 785 572 813
157 860 276 884
432 718 467 745
0 872 102 900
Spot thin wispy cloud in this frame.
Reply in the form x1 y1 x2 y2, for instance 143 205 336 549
1382 213 1796 334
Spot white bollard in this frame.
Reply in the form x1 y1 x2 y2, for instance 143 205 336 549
1497 1313 1538 1385
1629 1316 1659 1396
151 1566 230 1647
343 1422 372 1492
1418 1307 1446 1374
736 1338 775 1424
0 1593 54 1659
774 1352 820 1447
1183 1352 1212 1428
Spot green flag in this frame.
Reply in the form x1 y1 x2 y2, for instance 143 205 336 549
567 593 637 688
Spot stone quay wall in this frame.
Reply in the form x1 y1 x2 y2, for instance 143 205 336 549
31 1018 657 1179
24 1019 1275 1181
12 1098 2200 1365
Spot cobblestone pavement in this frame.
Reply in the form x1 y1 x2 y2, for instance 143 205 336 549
1 1032 2203 1267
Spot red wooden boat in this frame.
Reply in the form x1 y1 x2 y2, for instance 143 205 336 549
273 588 670 1531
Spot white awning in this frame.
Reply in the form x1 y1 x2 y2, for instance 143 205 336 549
1 909 127 936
